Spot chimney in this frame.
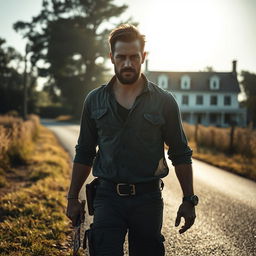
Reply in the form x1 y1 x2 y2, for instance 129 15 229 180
145 59 148 72
232 60 237 73
144 52 149 73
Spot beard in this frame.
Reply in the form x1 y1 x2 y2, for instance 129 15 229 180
114 66 141 85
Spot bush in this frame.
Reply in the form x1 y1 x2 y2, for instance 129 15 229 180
39 106 72 118
0 115 40 168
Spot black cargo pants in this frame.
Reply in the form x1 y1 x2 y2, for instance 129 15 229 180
88 180 165 256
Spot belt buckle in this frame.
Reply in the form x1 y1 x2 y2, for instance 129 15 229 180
116 183 136 196
130 184 136 195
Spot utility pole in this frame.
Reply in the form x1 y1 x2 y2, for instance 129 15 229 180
23 43 30 120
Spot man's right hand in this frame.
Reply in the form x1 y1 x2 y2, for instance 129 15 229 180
66 199 85 226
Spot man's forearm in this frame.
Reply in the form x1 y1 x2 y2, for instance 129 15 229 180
174 163 194 197
67 162 92 198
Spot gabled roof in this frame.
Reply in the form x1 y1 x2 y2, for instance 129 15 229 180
146 71 241 93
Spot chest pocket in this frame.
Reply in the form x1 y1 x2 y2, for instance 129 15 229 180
91 108 108 120
139 113 165 142
144 113 165 126
91 108 118 137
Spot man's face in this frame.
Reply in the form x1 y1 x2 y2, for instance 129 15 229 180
110 40 146 85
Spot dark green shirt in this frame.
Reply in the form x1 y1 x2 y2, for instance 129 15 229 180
74 74 192 183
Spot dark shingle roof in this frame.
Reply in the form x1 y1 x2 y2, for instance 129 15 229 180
146 71 240 93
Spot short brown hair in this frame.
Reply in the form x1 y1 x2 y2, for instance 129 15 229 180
109 24 146 53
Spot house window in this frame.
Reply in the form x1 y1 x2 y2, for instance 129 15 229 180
210 95 218 105
181 75 191 90
157 75 168 89
210 113 217 123
196 113 203 124
224 113 231 124
224 96 231 105
196 95 203 105
182 95 189 105
210 76 220 90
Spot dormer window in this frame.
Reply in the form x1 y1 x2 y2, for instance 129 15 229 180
210 75 220 90
157 74 168 89
181 75 191 90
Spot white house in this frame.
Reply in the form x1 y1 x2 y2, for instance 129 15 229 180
146 61 247 127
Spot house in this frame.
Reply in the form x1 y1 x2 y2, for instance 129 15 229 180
145 60 247 127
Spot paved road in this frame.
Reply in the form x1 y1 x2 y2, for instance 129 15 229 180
42 120 256 256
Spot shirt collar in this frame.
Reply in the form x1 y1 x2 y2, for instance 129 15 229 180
106 73 154 94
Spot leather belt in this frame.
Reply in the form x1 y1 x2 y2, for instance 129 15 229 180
98 179 164 196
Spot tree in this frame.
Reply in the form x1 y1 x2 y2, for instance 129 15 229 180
14 0 131 116
0 38 23 114
203 66 215 72
240 71 256 127
0 38 42 115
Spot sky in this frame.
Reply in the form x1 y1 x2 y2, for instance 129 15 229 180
0 0 256 75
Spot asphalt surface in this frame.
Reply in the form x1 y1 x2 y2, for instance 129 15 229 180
42 120 256 256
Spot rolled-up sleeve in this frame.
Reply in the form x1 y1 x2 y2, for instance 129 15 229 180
73 94 98 166
162 92 193 166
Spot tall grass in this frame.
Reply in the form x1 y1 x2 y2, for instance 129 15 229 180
183 122 256 180
233 127 256 158
0 115 40 168
183 122 256 158
0 118 72 255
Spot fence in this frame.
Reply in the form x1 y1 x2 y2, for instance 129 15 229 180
183 122 256 159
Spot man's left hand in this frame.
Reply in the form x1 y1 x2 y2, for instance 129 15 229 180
175 201 196 234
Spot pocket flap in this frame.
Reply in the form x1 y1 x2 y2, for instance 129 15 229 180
144 113 165 125
91 108 108 119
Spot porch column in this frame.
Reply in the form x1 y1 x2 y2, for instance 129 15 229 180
205 112 209 126
190 112 194 124
220 112 225 127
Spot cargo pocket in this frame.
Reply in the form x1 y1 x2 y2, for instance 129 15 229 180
157 234 165 256
84 224 95 256
84 225 124 255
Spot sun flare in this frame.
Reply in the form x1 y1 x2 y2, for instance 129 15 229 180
138 0 230 71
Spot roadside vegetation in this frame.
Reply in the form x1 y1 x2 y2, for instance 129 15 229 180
0 115 73 256
0 114 254 255
183 123 256 181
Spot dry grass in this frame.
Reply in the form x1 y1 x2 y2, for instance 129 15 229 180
182 122 256 181
0 115 40 169
0 117 74 255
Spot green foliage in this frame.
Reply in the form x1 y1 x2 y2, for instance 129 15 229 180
0 38 23 114
0 38 42 115
39 105 72 118
240 71 256 126
14 0 131 116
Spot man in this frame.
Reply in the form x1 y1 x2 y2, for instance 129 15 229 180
66 24 198 256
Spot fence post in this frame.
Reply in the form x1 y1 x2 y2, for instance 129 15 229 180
195 122 199 152
229 121 236 154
